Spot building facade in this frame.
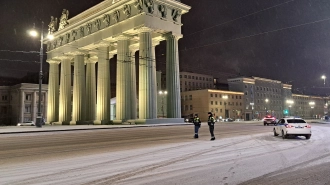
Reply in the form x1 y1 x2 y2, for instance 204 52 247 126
45 0 191 124
228 77 293 120
181 89 244 121
0 84 47 125
292 94 330 119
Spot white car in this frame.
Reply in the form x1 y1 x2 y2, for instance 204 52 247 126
273 118 311 140
17 121 35 126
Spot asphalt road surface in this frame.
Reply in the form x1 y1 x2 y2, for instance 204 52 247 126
1 122 330 185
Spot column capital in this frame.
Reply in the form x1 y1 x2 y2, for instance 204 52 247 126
47 59 60 64
113 34 133 41
94 41 111 48
163 33 183 40
67 50 86 56
85 55 98 64
135 26 154 33
57 55 74 61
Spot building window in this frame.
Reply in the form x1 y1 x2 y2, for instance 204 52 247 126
0 106 8 114
236 102 238 106
25 105 31 113
220 109 223 113
189 95 192 100
215 108 218 113
190 105 193 110
215 101 218 105
25 94 31 101
220 102 222 105
2 95 8 101
215 94 217 98
245 92 248 95
185 105 188 111
210 94 213 97
236 95 238 99
211 101 213 105
180 75 182 78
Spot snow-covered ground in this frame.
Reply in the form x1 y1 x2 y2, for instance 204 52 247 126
1 125 330 185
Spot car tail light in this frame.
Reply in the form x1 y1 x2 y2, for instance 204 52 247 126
305 125 311 128
285 124 292 128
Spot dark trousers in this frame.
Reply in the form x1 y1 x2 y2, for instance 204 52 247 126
208 124 215 137
194 125 200 135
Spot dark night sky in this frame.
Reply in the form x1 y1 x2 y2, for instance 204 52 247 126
1 0 330 95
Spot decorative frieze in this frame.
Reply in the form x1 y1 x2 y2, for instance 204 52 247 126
159 5 167 18
103 14 111 27
146 0 154 14
113 10 120 23
123 4 132 17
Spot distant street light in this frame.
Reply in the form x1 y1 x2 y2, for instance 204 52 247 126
309 101 315 119
286 99 294 116
265 99 269 115
322 75 326 87
223 95 228 118
159 90 167 118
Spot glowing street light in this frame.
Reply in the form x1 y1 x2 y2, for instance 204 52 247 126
286 99 294 116
159 90 167 118
322 75 326 86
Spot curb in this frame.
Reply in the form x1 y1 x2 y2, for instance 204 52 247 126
0 123 193 135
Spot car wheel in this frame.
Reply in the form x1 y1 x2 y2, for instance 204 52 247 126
274 129 279 136
282 130 286 139
305 135 311 140
264 123 266 126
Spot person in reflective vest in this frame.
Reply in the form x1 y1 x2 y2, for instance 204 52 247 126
208 112 216 140
193 114 201 138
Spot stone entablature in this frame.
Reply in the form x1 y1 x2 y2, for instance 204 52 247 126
45 0 190 55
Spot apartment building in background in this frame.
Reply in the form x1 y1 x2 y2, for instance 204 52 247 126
228 77 293 120
181 89 244 121
0 83 48 125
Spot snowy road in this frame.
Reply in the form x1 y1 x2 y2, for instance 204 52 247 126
1 123 330 185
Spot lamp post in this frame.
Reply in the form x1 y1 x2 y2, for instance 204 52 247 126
309 101 315 119
29 22 46 128
223 95 228 118
265 98 269 116
322 75 326 87
250 102 254 120
159 90 167 118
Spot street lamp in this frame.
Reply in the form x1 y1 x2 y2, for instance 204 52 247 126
321 75 326 87
28 22 46 128
265 98 269 113
309 101 315 119
223 95 228 118
159 90 167 118
286 99 294 116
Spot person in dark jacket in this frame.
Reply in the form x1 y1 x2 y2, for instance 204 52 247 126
193 114 201 138
208 112 216 140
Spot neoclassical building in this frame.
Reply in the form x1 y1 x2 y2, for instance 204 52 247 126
45 0 191 124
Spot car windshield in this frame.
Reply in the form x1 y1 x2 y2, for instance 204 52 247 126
287 119 306 123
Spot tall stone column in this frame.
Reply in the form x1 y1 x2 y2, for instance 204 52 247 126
116 36 134 121
46 60 60 123
20 90 24 122
95 46 111 124
129 47 138 120
85 55 97 122
59 57 72 124
32 91 37 123
138 27 157 119
71 53 86 124
151 42 159 118
165 34 181 118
